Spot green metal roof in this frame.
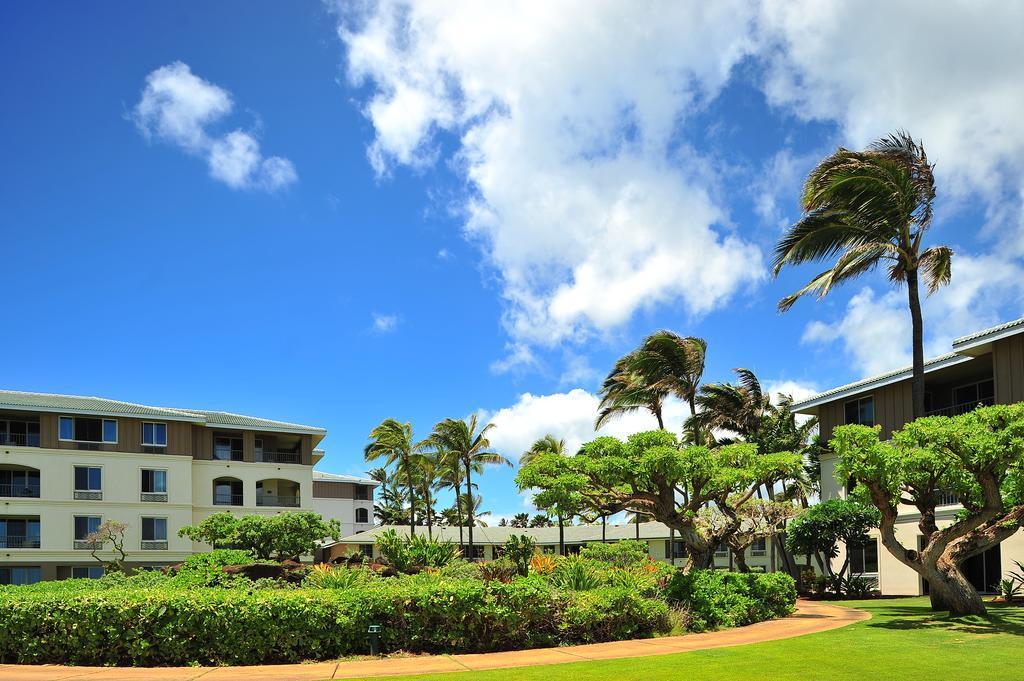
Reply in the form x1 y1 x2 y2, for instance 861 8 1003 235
953 316 1024 348
335 522 682 545
0 389 325 435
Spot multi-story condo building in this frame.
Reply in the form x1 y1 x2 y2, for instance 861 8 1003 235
311 470 377 538
792 316 1024 595
0 390 375 584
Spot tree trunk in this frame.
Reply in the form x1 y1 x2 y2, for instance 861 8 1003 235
455 479 465 548
558 515 565 556
602 515 607 542
465 461 475 561
654 406 665 430
907 269 926 419
733 548 750 573
635 517 640 540
923 562 986 616
669 527 675 566
405 457 416 537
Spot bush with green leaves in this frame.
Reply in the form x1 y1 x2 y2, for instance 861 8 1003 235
480 558 520 583
665 570 797 632
579 540 650 567
0 572 669 665
550 554 601 591
502 534 536 577
178 512 340 561
376 529 461 572
304 564 379 589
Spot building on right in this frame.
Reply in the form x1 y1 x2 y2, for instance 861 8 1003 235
791 315 1024 596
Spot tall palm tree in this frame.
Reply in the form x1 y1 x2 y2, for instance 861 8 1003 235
690 368 771 438
520 434 569 556
456 492 491 527
597 332 707 431
364 419 425 535
369 466 407 526
430 415 511 560
408 451 442 539
773 131 953 418
436 447 481 548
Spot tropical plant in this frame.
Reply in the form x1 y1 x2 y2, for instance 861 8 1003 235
178 512 339 561
455 492 492 527
479 558 519 583
86 520 129 573
509 512 531 528
530 553 557 575
785 499 880 590
597 331 707 430
502 534 536 577
998 579 1021 602
580 540 650 567
369 466 408 525
520 434 570 555
551 555 601 591
435 447 480 547
773 131 953 418
518 430 801 571
529 514 555 527
304 564 377 589
832 404 1024 615
365 419 427 534
375 529 460 572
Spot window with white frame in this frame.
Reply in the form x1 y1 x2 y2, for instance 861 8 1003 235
59 417 117 443
849 538 879 574
141 469 167 493
355 507 369 524
142 422 167 447
73 516 101 548
73 466 102 500
751 537 767 556
141 517 168 549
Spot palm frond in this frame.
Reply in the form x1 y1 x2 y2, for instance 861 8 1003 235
919 245 953 294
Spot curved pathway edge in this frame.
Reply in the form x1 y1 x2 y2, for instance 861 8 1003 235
0 600 870 681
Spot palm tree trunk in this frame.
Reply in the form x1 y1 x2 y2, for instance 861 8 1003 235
405 457 416 537
602 515 607 542
454 478 465 548
654 406 665 430
558 515 565 556
907 269 926 419
465 460 475 561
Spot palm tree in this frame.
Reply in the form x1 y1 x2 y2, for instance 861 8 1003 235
364 419 425 535
369 466 407 525
430 415 511 560
773 131 953 418
457 492 491 527
626 509 650 540
408 451 442 539
597 332 707 431
521 434 569 556
436 448 481 548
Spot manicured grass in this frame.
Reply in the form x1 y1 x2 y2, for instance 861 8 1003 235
348 598 1024 681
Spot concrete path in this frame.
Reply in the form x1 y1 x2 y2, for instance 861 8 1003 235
0 600 868 681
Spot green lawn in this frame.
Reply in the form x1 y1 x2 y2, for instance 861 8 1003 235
349 598 1024 681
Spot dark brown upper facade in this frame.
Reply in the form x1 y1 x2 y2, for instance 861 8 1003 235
0 391 325 465
793 317 1024 440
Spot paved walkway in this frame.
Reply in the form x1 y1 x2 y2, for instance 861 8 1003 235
0 600 868 681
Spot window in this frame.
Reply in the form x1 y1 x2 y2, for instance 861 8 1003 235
71 566 104 579
142 517 167 541
59 417 117 443
0 468 40 498
355 507 369 523
714 542 729 557
751 537 767 557
0 419 40 447
74 466 102 500
255 438 264 461
214 435 243 461
0 517 41 548
664 539 686 559
953 379 995 410
0 566 41 585
142 422 167 447
849 538 879 574
844 396 875 426
74 516 101 540
141 469 166 493
355 485 370 501
213 479 243 505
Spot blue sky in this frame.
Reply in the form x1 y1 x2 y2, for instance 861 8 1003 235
2 1 1023 523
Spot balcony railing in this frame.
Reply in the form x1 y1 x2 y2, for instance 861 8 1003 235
74 490 103 501
213 493 244 506
257 450 302 464
0 483 40 498
74 539 102 550
256 495 300 508
0 536 40 549
141 540 168 551
926 396 995 417
935 490 960 507
0 433 40 447
141 492 168 503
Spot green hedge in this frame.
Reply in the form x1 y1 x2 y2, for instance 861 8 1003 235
0 574 668 666
665 570 796 632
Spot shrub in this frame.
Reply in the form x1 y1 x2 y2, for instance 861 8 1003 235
502 534 536 577
377 530 460 572
550 555 600 591
178 512 340 561
0 573 669 665
480 558 520 583
304 564 378 589
172 549 267 587
530 554 556 575
580 540 650 567
665 570 796 632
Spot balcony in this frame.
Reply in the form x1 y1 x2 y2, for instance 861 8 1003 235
257 450 301 464
256 494 300 508
935 489 960 507
0 536 40 549
213 493 244 506
0 432 40 448
926 396 995 417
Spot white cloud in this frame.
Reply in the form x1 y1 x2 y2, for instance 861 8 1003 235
558 352 600 389
132 61 297 192
371 312 398 333
481 388 689 463
337 2 765 346
763 379 818 404
802 254 1024 376
489 343 538 375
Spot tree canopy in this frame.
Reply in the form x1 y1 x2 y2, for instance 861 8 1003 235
179 512 340 561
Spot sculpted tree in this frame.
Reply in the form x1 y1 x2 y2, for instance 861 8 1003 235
832 404 1024 616
699 498 800 573
516 430 801 571
785 498 880 584
87 519 129 574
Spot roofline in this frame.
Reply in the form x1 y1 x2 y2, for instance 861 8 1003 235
0 402 205 423
791 353 973 412
202 421 326 436
952 317 1024 353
